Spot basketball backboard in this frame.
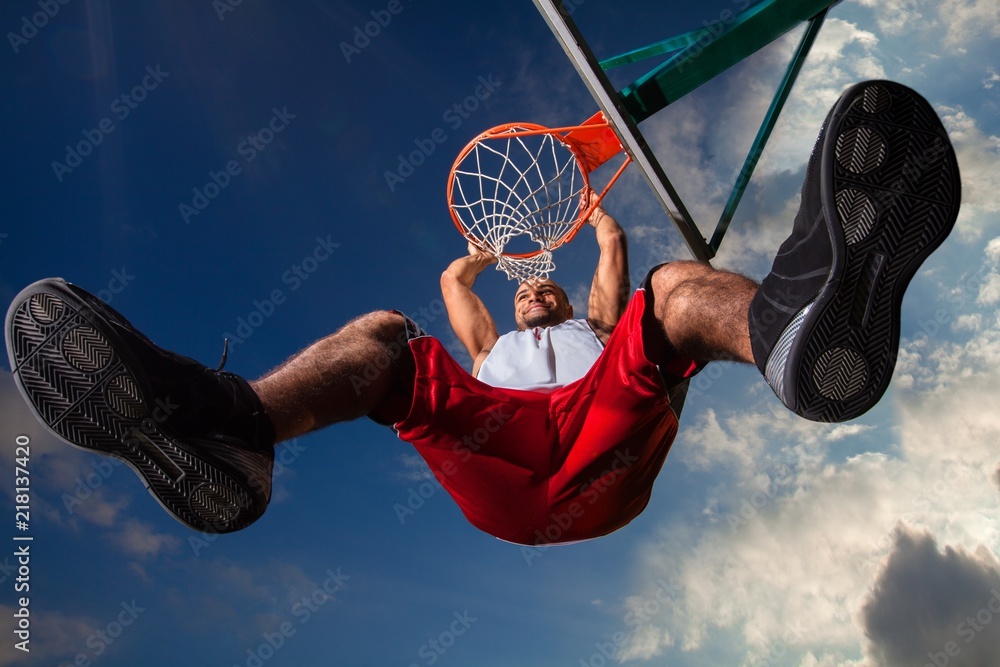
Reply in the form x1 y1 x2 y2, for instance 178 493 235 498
531 0 842 261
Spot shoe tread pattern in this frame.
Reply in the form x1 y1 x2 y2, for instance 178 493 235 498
795 82 961 421
6 286 265 533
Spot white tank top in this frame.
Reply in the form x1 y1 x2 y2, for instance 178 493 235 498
476 319 604 392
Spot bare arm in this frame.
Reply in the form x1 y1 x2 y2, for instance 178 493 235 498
586 193 630 344
440 244 500 375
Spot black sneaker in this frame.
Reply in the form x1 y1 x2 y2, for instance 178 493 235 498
5 278 276 533
749 80 961 422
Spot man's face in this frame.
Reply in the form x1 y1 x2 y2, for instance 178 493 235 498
513 279 573 330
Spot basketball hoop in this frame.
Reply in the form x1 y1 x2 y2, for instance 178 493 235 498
447 115 630 282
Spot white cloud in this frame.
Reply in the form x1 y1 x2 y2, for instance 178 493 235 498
112 519 182 558
978 273 1000 305
0 605 95 667
986 237 1000 263
181 558 334 638
69 486 131 527
675 406 839 481
0 369 143 535
985 67 1000 90
850 0 1000 55
852 0 924 36
953 313 983 332
936 0 1000 52
619 237 1000 664
828 424 877 442
937 108 1000 239
752 18 884 177
624 15 887 273
621 448 908 661
396 452 435 482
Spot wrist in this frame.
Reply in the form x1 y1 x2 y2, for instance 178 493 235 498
589 210 606 228
593 212 619 234
459 253 494 281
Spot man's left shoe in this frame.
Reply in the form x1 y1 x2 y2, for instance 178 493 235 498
5 278 276 533
749 80 961 422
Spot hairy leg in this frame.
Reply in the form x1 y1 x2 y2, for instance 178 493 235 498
649 261 758 364
250 311 415 442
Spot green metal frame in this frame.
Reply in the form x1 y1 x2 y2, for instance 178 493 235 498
531 0 840 261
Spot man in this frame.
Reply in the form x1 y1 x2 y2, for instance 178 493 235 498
5 80 960 545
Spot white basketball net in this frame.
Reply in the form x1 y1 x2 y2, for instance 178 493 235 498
449 127 588 282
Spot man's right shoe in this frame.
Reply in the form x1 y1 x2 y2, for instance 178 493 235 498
5 278 276 533
749 80 961 422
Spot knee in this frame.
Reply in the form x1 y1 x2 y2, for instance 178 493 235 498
650 261 759 327
649 261 711 317
346 311 416 381
343 311 410 347
348 310 404 332
650 261 711 291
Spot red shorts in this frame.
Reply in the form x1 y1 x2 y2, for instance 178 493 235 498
394 285 698 545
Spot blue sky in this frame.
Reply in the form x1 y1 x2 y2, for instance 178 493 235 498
1 1 999 665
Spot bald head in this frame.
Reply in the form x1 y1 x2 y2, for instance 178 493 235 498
513 279 574 330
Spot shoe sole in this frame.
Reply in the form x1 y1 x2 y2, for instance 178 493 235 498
768 81 961 421
5 279 265 533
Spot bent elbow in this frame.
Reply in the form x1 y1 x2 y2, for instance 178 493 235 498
440 269 460 293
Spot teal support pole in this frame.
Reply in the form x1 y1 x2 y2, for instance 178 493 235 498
709 9 831 253
620 0 841 122
598 27 712 70
531 0 840 261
